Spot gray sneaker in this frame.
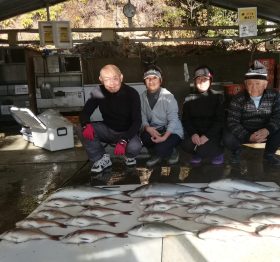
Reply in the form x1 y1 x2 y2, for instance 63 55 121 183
91 154 112 173
124 157 136 166
167 149 179 165
146 156 162 167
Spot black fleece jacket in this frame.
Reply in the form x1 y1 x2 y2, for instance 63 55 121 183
80 84 142 141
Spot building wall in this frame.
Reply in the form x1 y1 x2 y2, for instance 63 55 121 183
82 51 280 109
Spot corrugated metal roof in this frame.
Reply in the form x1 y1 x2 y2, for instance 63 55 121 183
0 0 279 23
208 0 280 23
0 0 67 21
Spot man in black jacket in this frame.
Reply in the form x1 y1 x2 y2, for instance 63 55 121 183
79 64 142 173
224 60 280 165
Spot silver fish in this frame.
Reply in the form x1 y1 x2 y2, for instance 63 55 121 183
144 203 182 212
0 228 60 243
138 212 189 222
140 196 175 206
198 226 257 240
16 218 66 229
45 198 81 208
257 225 280 238
32 209 72 219
128 222 193 238
208 178 280 193
231 200 279 210
63 216 117 227
176 194 223 205
249 212 280 224
229 191 279 201
187 203 227 214
128 183 204 197
81 197 131 206
61 229 126 244
80 207 133 217
194 214 253 232
49 186 122 200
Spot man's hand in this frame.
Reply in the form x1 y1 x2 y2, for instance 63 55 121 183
249 128 269 143
82 124 95 141
199 135 209 145
114 140 127 155
191 134 201 145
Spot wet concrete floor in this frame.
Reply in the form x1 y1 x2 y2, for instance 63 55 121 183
0 131 280 234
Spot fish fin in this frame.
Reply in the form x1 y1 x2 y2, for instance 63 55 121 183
116 233 128 238
109 222 118 227
201 187 213 193
123 211 133 215
50 235 63 241
214 201 225 204
122 190 131 196
122 200 133 204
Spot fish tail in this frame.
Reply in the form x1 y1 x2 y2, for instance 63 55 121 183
116 233 128 238
123 211 133 215
109 222 118 227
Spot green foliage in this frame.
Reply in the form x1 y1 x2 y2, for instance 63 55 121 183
154 7 186 27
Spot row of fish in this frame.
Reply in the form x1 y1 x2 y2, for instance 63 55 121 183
1 178 280 244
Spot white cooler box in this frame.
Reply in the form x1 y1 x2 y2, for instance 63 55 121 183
10 107 74 151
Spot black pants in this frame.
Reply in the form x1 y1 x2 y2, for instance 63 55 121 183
223 128 280 154
181 136 223 158
141 130 182 158
76 122 142 163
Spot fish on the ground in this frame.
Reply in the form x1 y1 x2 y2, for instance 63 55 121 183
187 203 227 214
140 196 175 206
80 207 133 217
48 186 123 200
32 209 72 219
144 203 182 212
138 212 190 222
16 218 66 229
128 222 193 238
63 216 117 227
44 198 82 208
0 228 60 243
176 194 223 205
60 229 126 244
257 225 280 238
81 197 131 206
231 200 279 210
229 191 280 201
249 212 280 224
207 178 280 193
197 226 257 241
194 214 253 232
128 183 204 197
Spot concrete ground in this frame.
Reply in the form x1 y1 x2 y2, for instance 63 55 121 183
0 127 280 234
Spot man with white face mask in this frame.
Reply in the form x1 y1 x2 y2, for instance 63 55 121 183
224 60 280 165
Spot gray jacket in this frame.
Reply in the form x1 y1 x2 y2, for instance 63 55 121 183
140 87 184 138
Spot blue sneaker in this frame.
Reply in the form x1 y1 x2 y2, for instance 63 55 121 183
190 155 202 164
211 154 224 165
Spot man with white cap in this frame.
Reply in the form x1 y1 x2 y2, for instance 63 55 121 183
224 60 280 165
140 65 183 167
